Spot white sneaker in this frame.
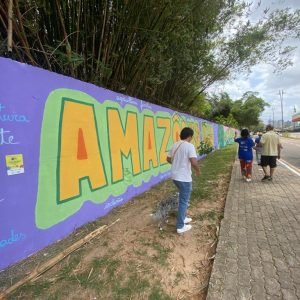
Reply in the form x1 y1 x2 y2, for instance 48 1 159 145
184 217 192 224
177 224 192 234
246 178 252 182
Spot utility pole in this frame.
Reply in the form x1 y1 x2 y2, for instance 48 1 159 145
279 90 284 132
272 107 275 127
294 106 296 131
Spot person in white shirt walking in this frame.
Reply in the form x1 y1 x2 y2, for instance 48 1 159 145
167 127 200 234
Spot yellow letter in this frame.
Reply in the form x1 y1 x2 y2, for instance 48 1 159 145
156 117 171 165
193 123 200 146
172 121 181 143
58 100 107 202
143 115 158 170
107 109 141 182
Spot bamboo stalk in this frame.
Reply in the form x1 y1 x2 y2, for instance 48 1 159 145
13 0 36 65
0 219 120 299
7 0 13 53
55 0 74 76
95 0 108 76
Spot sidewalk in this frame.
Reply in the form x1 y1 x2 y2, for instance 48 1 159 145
207 160 300 300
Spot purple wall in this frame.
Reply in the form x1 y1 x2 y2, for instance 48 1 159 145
0 58 234 271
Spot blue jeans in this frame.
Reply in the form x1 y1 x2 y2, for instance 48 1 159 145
173 180 192 229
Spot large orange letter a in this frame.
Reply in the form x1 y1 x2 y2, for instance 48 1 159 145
58 99 107 202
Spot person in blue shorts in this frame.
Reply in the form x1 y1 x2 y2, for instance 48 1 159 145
234 129 255 182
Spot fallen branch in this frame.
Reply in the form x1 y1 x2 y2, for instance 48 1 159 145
0 218 120 299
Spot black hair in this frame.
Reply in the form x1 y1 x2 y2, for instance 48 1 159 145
180 127 194 140
266 124 274 131
240 128 249 138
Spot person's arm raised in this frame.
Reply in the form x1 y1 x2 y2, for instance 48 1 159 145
234 131 238 141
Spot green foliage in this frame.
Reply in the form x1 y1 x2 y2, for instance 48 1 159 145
208 91 269 128
197 141 214 156
0 1 299 115
215 113 239 128
231 92 269 128
250 120 265 132
209 92 233 119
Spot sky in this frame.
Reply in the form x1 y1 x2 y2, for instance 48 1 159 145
208 0 300 124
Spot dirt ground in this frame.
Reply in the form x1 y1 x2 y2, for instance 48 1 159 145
0 147 235 300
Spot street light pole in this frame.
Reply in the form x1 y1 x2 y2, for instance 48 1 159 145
272 107 275 127
279 90 284 131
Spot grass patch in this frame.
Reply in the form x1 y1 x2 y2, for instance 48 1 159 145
134 248 148 257
113 273 150 299
91 256 121 276
47 292 60 300
149 285 173 300
11 281 52 298
198 210 224 222
58 254 82 280
151 242 171 266
52 255 122 295
140 239 171 266
191 144 237 203
174 271 184 285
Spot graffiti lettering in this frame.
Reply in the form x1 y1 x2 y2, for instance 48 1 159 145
58 99 107 203
107 108 141 183
157 117 171 166
0 128 19 145
143 115 159 171
202 122 214 147
140 100 152 110
0 103 30 123
0 230 26 248
104 197 124 210
0 114 30 123
35 89 202 229
115 96 138 106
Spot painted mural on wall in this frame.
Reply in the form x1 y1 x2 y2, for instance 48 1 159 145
201 121 214 147
218 125 235 149
36 89 200 229
0 58 234 271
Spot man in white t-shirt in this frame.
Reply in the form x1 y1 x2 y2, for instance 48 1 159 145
167 127 200 234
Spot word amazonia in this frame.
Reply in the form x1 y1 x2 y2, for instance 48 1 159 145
36 89 201 228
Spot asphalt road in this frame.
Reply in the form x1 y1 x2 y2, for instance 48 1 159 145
280 137 300 169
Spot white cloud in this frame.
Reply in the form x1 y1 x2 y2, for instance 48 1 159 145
208 0 300 123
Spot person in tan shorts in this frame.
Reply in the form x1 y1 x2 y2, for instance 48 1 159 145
260 125 283 181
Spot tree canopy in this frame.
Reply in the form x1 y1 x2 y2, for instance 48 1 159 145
207 91 269 129
0 0 299 116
